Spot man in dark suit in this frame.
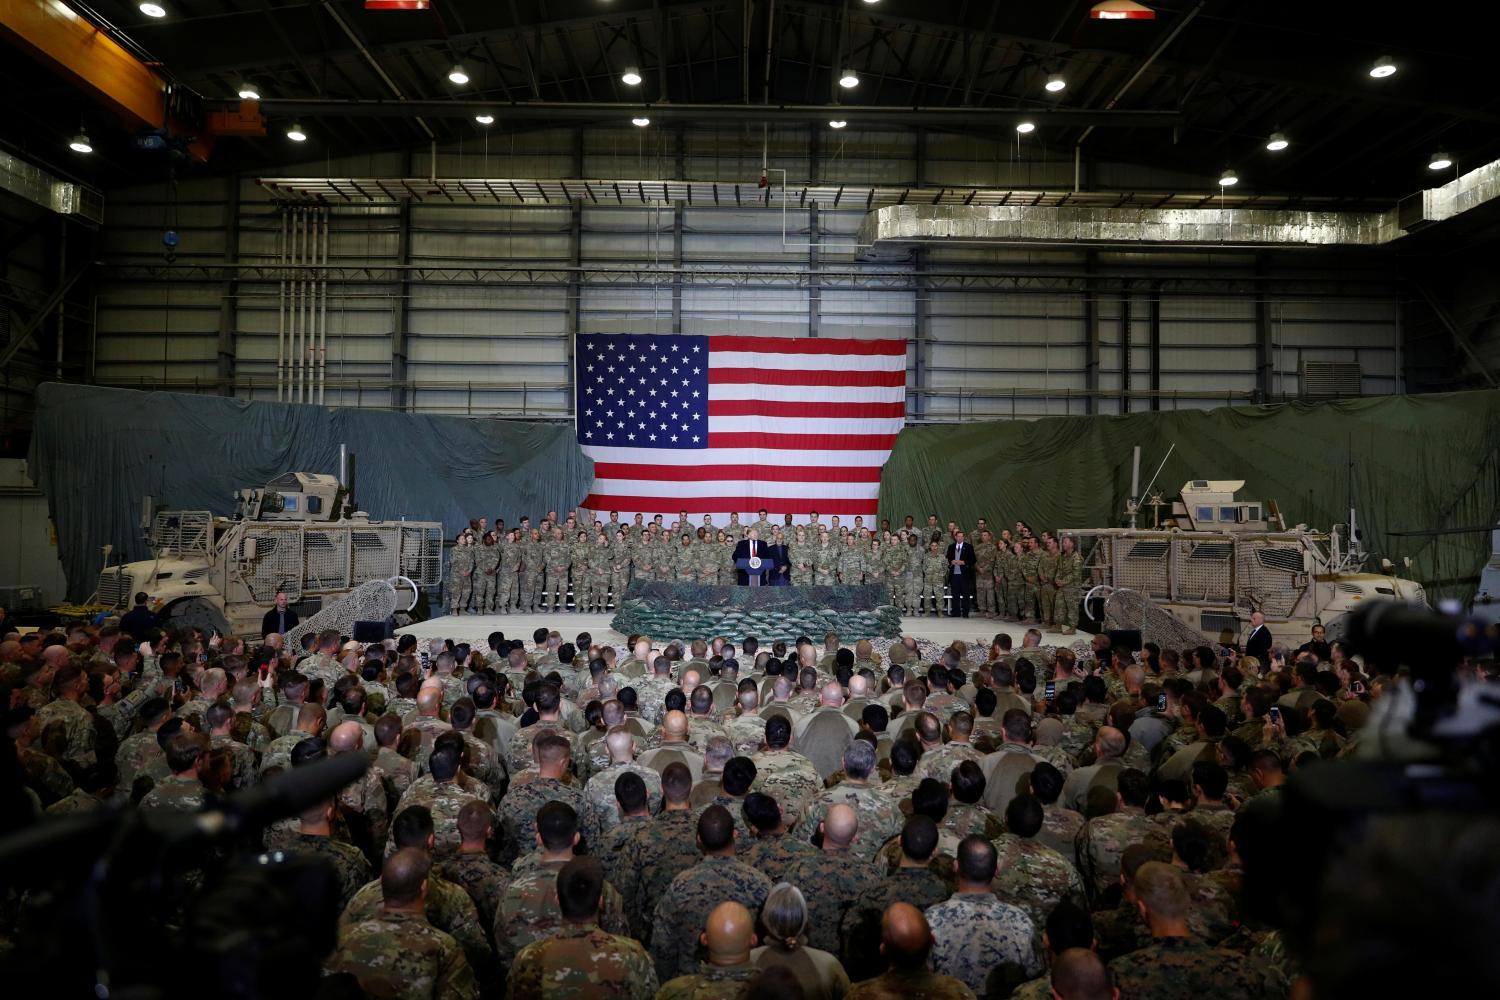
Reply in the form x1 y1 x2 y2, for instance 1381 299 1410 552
732 528 771 586
1244 611 1273 661
765 528 791 586
260 589 300 639
119 591 159 644
946 530 976 617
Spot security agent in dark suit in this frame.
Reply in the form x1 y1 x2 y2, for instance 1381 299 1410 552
764 528 791 586
946 530 976 617
1244 610 1273 661
732 528 772 585
260 589 300 638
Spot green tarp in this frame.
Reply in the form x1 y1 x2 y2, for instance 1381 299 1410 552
878 390 1500 610
29 384 593 602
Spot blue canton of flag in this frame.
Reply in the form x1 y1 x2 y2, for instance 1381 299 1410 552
575 334 711 450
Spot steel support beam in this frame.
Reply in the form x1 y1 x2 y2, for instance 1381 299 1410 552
1412 281 1499 389
1083 250 1099 415
1149 279 1162 411
566 131 584 412
808 125 821 339
390 149 414 410
1120 289 1132 413
216 178 241 395
1253 251 1273 401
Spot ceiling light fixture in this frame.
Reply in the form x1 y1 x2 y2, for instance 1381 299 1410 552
1265 131 1289 152
829 119 847 129
1369 55 1397 78
286 122 307 142
622 66 642 86
1090 1 1155 19
237 81 260 101
139 2 166 16
1015 121 1036 134
447 64 470 85
839 68 860 88
1218 169 1238 187
632 116 650 127
475 113 495 125
69 130 92 154
1428 151 1452 170
1045 73 1067 92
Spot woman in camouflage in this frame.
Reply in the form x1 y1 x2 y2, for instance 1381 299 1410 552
447 531 475 614
608 529 633 610
519 528 545 612
716 529 734 586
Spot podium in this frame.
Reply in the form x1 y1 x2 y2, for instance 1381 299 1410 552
735 556 767 586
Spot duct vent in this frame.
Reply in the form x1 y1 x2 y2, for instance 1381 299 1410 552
1300 361 1362 398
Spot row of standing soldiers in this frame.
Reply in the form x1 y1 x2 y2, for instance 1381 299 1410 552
445 518 1084 631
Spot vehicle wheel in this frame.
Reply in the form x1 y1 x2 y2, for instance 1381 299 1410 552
163 597 231 636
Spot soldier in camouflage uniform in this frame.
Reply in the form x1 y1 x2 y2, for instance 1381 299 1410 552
581 534 609 612
608 530 633 609
584 730 664 845
388 736 486 861
541 527 570 614
655 900 760 1000
975 531 999 617
781 804 883 954
290 799 372 909
140 732 210 812
495 530 522 613
1018 538 1042 623
1037 536 1061 628
788 525 810 584
990 795 1087 931
998 540 1022 620
838 533 867 584
327 848 478 1000
473 532 500 614
435 801 509 940
617 765 702 941
840 816 953 981
796 741 902 861
448 532 475 615
1055 535 1084 634
748 718 824 827
926 836 1043 997
900 534 923 613
846 903 979 1000
566 531 591 611
497 733 585 864
34 664 97 772
518 529 544 612
812 531 839 585
648 806 773 983
506 858 658 1000
879 539 907 607
921 540 948 616
1074 770 1166 903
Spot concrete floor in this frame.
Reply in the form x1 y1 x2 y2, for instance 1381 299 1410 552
397 609 1082 654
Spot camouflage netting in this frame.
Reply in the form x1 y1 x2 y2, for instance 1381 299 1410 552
1101 588 1215 653
611 582 903 644
285 578 404 649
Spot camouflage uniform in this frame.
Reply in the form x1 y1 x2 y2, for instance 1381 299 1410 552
619 810 702 940
782 849 884 953
492 858 628 968
918 741 985 784
839 542 868 585
797 783 903 862
209 734 257 792
812 543 839 586
494 536 521 613
1108 935 1279 1000
34 698 97 771
19 747 74 803
496 776 586 864
473 540 500 613
632 537 657 583
448 543 475 614
1036 547 1061 626
326 908 477 1000
608 542 633 610
941 802 1005 842
880 544 908 607
289 832 371 909
435 851 509 938
1075 806 1168 902
748 749 825 829
139 774 206 812
1037 807 1087 864
901 541 923 613
998 547 1022 619
1018 547 1041 622
656 962 759 1000
990 833 1088 930
583 762 664 845
649 856 774 982
507 922 659 1000
975 542 998 616
507 720 567 775
344 873 492 977
846 969 977 1000
374 746 416 804
925 893 1042 997
921 547 947 614
691 794 754 850
542 537 571 613
45 788 101 815
1056 546 1084 631
389 777 486 861
840 867 953 979
725 712 768 757
741 831 819 883
518 536 543 612
695 540 719 586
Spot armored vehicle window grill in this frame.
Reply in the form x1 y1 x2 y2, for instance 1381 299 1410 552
1126 541 1170 560
241 527 303 602
1338 582 1364 595
1188 543 1233 561
351 531 397 585
1200 611 1240 636
1236 541 1304 618
95 568 133 608
151 511 212 557
1173 539 1233 604
268 473 302 490
401 525 444 586
1256 548 1303 573
1111 537 1170 599
304 530 350 590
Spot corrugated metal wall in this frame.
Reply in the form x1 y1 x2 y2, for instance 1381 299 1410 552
89 127 1404 421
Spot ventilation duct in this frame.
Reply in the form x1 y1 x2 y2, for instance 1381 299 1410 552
0 150 104 225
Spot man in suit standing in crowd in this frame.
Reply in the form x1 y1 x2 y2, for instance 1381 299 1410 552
946 530 976 618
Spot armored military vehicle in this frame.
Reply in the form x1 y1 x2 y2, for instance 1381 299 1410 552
92 471 443 635
1067 478 1427 647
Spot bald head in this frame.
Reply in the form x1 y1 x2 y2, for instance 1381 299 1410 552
381 848 431 907
819 681 844 708
605 727 636 763
702 901 756 965
848 674 870 698
1096 726 1126 759
416 686 443 716
200 667 227 697
662 710 689 739
329 720 364 754
822 803 858 849
42 645 69 667
1052 948 1113 1000
881 902 935 970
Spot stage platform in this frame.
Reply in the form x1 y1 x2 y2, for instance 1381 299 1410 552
397 610 1083 656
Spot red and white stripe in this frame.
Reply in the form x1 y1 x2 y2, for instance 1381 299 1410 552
580 335 906 521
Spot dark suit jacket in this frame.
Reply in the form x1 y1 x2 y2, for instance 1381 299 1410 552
732 538 772 585
261 606 300 637
764 542 791 584
1245 624 1273 661
945 541 976 581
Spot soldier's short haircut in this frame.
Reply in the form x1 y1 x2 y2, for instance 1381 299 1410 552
533 627 550 644
557 643 577 665
1029 762 1065 805
1046 901 1096 952
428 734 465 781
535 733 572 767
155 717 187 751
843 739 877 780
974 689 998 718
907 713 939 748
374 713 402 747
1054 690 1079 716
690 685 714 715
911 778 949 822
1133 862 1189 919
449 698 475 729
950 760 986 804
395 672 420 698
862 703 889 732
204 703 234 731
1052 949 1112 1000
1198 704 1228 738
1171 819 1220 874
663 688 687 714
618 686 638 711
900 815 939 861
697 804 735 852
291 736 326 767
1083 785 1116 819
1116 768 1151 808
534 683 561 715
556 857 605 921
614 771 648 813
393 805 435 848
957 834 998 883
764 716 792 749
722 756 757 796
661 761 694 803
798 667 818 691
902 681 928 707
1191 761 1229 800
164 731 209 773
457 800 494 841
137 697 170 728
836 648 855 670
889 737 920 777
381 848 432 906
537 801 579 849
999 708 1032 743
1006 794 1045 838
743 792 781 834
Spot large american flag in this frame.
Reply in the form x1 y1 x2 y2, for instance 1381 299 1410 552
574 333 907 520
